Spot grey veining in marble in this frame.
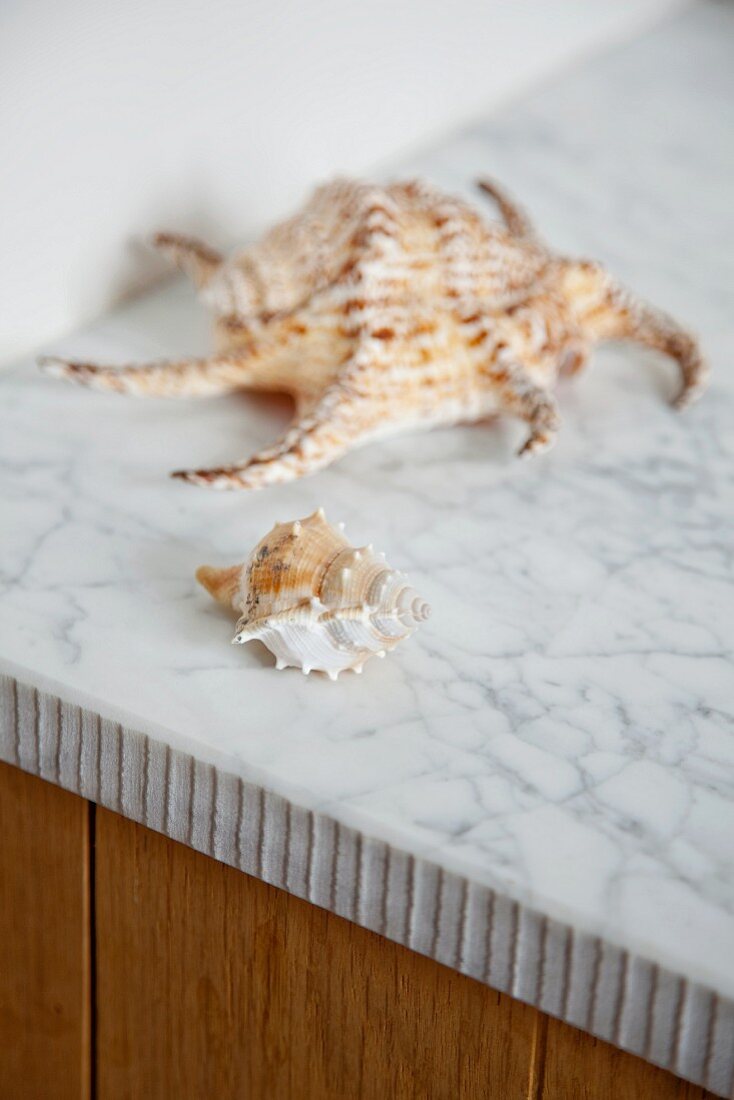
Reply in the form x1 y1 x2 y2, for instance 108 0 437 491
1 0 733 1035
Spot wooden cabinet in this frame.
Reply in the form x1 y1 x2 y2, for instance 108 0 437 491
0 763 716 1099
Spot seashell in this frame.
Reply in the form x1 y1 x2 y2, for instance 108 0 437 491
41 176 707 489
196 509 430 679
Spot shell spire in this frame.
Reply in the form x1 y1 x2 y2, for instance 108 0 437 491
196 512 429 678
397 588 432 628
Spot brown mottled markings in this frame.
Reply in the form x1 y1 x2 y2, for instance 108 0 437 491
482 366 510 385
341 298 367 314
338 256 359 280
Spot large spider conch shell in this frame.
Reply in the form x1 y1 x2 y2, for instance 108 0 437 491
196 509 430 679
40 176 707 491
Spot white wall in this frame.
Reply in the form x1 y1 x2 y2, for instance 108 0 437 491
0 0 679 364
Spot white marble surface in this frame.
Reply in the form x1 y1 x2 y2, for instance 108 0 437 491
2 2 733 999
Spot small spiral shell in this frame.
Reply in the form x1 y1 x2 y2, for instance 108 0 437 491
196 509 430 679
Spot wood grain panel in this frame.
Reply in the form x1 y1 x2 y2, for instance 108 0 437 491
94 808 540 1100
0 761 90 1099
540 1016 718 1100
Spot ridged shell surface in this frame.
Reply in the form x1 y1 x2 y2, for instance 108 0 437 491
196 509 429 679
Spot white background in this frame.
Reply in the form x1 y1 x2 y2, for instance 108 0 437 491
0 0 680 364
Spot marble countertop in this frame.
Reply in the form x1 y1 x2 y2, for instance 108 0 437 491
1 0 733 1053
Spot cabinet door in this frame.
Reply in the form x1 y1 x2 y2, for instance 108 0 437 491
93 808 539 1099
0 762 90 1100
